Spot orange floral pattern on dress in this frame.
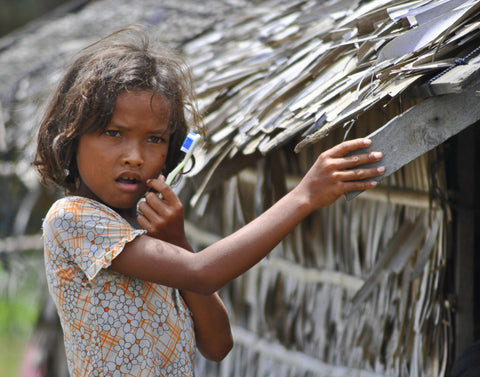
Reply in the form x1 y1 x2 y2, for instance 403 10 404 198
43 197 195 377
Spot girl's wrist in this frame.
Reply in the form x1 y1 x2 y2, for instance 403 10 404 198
287 186 316 216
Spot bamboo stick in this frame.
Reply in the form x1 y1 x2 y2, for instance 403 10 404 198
0 234 43 253
238 167 435 209
231 326 393 377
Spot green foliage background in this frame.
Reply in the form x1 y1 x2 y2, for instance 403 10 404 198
0 252 44 377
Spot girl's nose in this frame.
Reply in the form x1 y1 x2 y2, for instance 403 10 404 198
122 145 144 167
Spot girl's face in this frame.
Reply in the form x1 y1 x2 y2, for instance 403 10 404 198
76 90 170 217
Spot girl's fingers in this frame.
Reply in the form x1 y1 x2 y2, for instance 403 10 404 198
145 176 180 207
343 179 379 192
327 138 372 157
138 198 159 219
333 151 382 171
140 177 185 226
147 176 170 198
136 213 152 231
337 165 385 182
137 194 175 235
326 139 383 171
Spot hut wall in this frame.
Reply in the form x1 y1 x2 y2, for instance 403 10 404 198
184 131 452 377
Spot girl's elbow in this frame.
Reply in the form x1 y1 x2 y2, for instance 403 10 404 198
203 335 233 362
193 279 217 295
190 267 222 295
218 334 234 361
214 343 233 362
196 283 220 296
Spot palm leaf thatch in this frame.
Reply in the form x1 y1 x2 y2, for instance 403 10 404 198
181 0 480 201
175 0 478 376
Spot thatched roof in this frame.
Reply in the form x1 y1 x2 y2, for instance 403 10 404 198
181 0 480 202
1 0 478 203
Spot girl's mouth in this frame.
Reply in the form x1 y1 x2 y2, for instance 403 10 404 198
116 176 142 191
117 176 139 184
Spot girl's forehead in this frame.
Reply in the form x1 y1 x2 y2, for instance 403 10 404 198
115 90 171 117
107 90 171 135
116 90 168 105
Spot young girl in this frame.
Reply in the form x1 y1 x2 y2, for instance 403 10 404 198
34 27 384 377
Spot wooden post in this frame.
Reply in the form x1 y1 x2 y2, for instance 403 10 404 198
454 124 478 357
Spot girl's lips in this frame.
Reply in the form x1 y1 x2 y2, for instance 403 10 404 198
115 177 142 192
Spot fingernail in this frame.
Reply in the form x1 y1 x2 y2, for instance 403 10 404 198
370 180 378 187
377 166 385 173
363 138 372 145
373 152 382 159
146 179 152 185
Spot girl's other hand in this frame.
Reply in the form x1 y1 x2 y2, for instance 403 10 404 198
135 177 233 361
297 138 384 210
137 175 188 247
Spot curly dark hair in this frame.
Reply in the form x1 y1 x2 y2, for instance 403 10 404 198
33 26 204 193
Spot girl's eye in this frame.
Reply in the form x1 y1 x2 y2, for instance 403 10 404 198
148 135 166 144
105 130 120 137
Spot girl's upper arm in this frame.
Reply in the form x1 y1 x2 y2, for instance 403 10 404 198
109 234 202 291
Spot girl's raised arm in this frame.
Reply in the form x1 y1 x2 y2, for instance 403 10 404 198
110 138 383 294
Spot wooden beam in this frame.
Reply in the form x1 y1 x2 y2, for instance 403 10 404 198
428 64 480 96
408 64 480 98
346 82 480 200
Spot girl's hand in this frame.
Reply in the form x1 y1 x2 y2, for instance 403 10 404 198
137 176 189 247
297 138 384 209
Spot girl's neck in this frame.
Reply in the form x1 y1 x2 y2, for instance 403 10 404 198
120 212 140 228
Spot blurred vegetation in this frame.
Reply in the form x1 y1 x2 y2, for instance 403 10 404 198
0 251 45 377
